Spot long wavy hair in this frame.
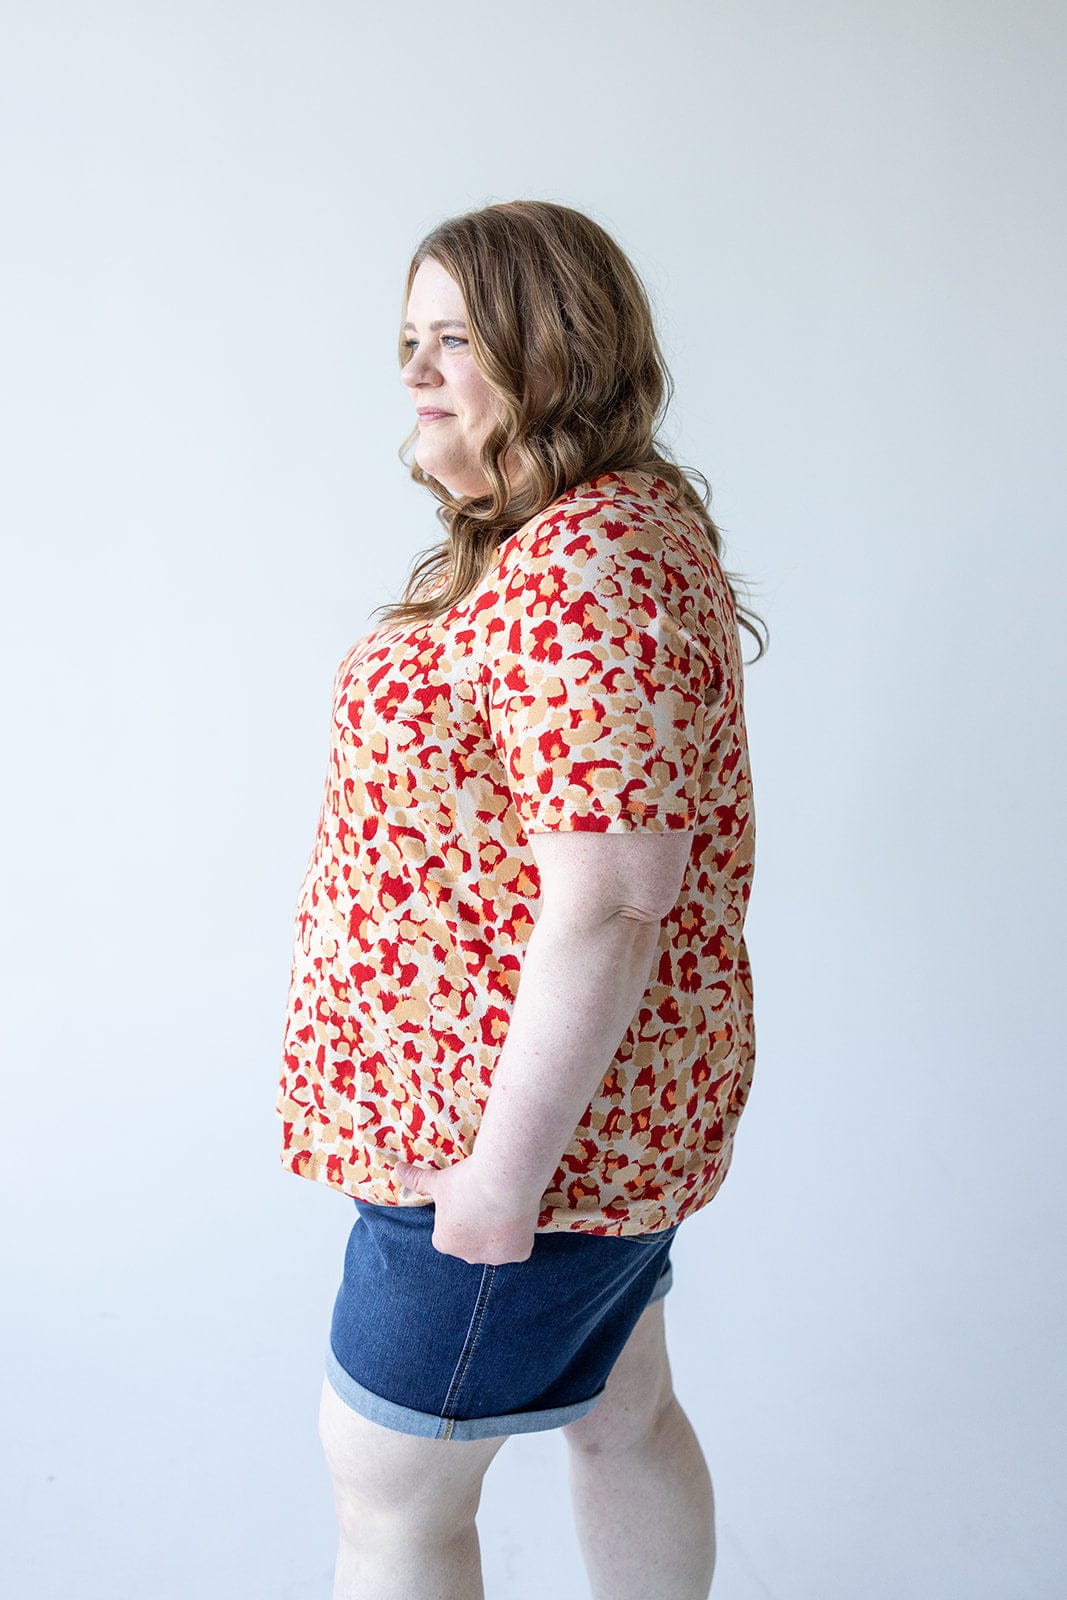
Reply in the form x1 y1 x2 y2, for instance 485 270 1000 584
373 200 767 661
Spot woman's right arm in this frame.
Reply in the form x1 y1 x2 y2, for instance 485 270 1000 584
469 827 694 1206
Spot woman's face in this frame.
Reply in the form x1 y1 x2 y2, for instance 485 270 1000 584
401 258 505 498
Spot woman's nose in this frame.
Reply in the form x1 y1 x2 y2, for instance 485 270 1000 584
400 349 440 389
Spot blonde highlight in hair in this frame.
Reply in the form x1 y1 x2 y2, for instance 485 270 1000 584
377 200 767 661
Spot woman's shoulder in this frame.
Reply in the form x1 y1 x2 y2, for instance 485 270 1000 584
500 468 715 581
545 467 677 525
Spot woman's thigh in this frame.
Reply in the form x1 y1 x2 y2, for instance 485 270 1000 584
559 1297 673 1454
318 1374 509 1526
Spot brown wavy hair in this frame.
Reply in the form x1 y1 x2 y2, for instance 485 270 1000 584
374 200 767 661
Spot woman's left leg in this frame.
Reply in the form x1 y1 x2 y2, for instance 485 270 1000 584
563 1297 716 1600
318 1375 510 1600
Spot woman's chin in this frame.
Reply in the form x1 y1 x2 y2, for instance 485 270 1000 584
419 459 490 500
415 447 455 491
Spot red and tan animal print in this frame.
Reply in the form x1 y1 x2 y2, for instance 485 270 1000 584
276 469 755 1236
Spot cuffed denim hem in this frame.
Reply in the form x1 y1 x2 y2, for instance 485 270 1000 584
324 1344 604 1440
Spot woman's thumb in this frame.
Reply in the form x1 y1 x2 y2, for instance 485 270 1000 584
395 1160 432 1195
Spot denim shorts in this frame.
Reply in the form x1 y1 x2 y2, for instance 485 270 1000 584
325 1198 680 1441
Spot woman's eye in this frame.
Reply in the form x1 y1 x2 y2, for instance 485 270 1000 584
400 334 468 353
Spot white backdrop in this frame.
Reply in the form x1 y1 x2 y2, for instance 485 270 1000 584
2 3 1064 1596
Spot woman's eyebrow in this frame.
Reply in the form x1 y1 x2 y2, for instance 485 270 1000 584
402 318 468 332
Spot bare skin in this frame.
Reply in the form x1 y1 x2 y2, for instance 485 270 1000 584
319 1297 715 1600
318 1381 506 1600
563 1297 716 1600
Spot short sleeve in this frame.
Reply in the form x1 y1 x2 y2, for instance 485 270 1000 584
483 508 722 833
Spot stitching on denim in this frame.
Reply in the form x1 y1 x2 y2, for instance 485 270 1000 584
440 1265 496 1419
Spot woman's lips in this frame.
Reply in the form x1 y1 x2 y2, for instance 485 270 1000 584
417 409 452 421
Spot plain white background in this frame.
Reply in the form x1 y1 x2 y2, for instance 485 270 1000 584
2 3 1064 1596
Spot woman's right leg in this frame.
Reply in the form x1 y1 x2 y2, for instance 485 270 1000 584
318 1376 509 1600
561 1297 717 1600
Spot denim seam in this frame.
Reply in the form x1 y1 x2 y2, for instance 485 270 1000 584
440 1263 497 1421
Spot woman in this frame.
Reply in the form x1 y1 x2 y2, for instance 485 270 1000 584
276 200 763 1600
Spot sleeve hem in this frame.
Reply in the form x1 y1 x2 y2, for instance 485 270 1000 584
518 804 700 835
